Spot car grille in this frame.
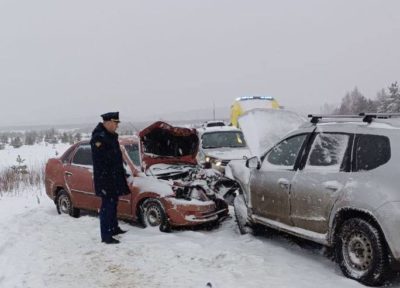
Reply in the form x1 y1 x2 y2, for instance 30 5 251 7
221 160 230 166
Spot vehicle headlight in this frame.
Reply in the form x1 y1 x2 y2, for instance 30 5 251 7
205 156 221 165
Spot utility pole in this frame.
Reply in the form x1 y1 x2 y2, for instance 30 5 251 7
213 101 216 120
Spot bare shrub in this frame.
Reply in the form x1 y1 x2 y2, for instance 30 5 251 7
0 168 19 194
0 165 45 195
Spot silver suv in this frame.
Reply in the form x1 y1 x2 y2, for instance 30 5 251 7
231 113 400 286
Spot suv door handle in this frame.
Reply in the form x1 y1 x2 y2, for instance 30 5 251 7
65 171 73 177
323 182 340 191
278 178 290 189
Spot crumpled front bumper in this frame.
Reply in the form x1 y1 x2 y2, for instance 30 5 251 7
163 198 228 227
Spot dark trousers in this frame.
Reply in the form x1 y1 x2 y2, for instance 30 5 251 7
100 196 119 241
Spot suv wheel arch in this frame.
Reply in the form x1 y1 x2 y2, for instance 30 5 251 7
330 208 393 283
330 208 386 247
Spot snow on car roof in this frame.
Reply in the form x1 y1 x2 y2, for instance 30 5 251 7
197 126 242 134
202 120 226 127
316 121 400 130
307 114 400 129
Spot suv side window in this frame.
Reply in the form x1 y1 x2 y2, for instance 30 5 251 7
354 134 390 171
72 144 93 166
305 133 350 172
263 134 307 169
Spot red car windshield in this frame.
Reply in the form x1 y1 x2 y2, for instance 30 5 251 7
124 144 141 166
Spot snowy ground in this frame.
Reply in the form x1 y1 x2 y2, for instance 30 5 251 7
0 190 372 288
1 144 400 287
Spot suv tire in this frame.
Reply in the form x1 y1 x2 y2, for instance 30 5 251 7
335 218 388 286
234 194 263 235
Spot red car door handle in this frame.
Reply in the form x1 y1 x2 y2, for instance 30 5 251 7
65 171 73 177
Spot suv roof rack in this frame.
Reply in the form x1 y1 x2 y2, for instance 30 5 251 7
308 114 361 124
360 112 400 123
308 113 400 124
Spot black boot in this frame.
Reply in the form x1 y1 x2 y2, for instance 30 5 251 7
102 237 120 244
112 227 127 236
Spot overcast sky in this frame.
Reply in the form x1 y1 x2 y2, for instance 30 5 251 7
1 0 399 126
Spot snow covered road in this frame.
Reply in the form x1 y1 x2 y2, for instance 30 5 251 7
0 191 383 288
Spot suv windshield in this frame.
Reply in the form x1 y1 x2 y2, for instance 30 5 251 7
202 131 247 149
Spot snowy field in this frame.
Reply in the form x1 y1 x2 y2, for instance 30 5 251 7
0 144 399 287
0 143 70 172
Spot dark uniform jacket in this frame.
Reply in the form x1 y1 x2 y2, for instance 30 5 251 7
90 123 130 197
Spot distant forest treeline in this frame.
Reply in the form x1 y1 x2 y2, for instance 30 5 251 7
322 81 400 115
2 82 399 150
0 127 137 150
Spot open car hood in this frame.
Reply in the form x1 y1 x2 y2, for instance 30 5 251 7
238 108 306 157
139 121 199 170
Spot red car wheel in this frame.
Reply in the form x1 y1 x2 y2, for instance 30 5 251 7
56 190 80 218
140 199 170 232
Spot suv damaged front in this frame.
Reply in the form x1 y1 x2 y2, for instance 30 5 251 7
139 121 231 223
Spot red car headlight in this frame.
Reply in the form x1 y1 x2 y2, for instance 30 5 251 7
173 185 209 201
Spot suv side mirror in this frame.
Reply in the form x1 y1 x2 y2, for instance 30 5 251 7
246 156 260 169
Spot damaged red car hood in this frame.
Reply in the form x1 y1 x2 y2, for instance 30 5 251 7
139 121 199 170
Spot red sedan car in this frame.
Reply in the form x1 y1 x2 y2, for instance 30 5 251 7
45 123 229 231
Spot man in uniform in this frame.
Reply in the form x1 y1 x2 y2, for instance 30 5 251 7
90 112 130 244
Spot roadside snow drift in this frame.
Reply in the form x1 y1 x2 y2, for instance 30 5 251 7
0 190 368 288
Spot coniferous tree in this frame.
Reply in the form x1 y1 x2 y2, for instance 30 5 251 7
386 82 400 112
320 103 337 114
11 155 28 174
24 131 37 145
68 134 74 144
376 88 389 112
366 98 378 113
61 132 70 143
0 134 8 144
335 87 372 114
11 137 23 148
74 132 82 143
